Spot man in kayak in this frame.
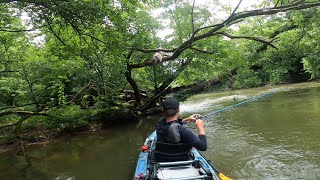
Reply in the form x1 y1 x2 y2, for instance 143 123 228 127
154 97 207 162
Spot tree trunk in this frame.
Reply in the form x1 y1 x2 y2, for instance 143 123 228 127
22 69 39 109
125 64 142 106
137 59 192 111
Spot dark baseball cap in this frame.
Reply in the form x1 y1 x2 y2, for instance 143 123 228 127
162 97 180 110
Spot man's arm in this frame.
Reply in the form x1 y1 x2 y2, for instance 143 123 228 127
179 125 207 151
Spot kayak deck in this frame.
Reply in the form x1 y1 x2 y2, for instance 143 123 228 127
133 131 226 180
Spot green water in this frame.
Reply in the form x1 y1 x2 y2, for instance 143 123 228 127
1 83 320 180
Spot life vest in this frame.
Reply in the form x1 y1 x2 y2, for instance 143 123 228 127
155 118 191 162
156 118 183 144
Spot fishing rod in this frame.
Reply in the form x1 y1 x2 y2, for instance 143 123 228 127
193 91 274 120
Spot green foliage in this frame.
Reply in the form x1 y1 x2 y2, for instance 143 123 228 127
49 77 67 106
0 114 20 125
233 69 262 89
0 77 27 107
0 135 14 144
48 105 98 130
303 55 320 79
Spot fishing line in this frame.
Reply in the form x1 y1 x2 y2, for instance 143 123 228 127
194 90 277 120
197 90 277 151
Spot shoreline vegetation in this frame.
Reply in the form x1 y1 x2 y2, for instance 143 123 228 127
1 81 319 154
0 105 138 154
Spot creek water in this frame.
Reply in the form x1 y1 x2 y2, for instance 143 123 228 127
0 82 320 180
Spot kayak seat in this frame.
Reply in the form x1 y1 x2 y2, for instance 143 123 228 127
153 142 192 162
151 160 212 180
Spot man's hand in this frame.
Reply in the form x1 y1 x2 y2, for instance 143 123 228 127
183 114 204 123
195 119 205 135
182 114 206 135
195 119 205 129
182 114 197 123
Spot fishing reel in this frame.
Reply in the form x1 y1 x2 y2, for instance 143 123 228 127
193 114 204 120
182 114 204 125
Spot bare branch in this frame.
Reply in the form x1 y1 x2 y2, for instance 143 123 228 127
189 24 218 45
216 32 277 49
223 1 319 26
257 24 297 53
0 25 46 32
133 48 176 53
231 0 243 15
191 0 196 33
69 81 91 103
228 19 244 27
45 17 66 46
275 0 281 7
81 33 111 45
190 47 216 54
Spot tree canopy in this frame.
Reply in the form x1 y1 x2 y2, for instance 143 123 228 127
0 0 320 121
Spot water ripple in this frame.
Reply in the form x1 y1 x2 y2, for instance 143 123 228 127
181 95 248 113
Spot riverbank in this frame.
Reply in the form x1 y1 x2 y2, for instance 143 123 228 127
0 106 137 154
1 81 319 154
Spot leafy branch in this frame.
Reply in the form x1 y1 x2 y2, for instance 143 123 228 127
128 1 320 69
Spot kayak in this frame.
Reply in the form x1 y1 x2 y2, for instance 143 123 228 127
133 131 232 180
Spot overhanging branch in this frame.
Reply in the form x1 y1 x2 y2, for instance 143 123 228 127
190 47 216 54
257 24 298 52
129 1 320 69
216 32 278 49
45 17 66 45
231 0 243 15
133 48 176 53
0 25 46 32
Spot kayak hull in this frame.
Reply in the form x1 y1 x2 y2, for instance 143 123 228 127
133 131 222 180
